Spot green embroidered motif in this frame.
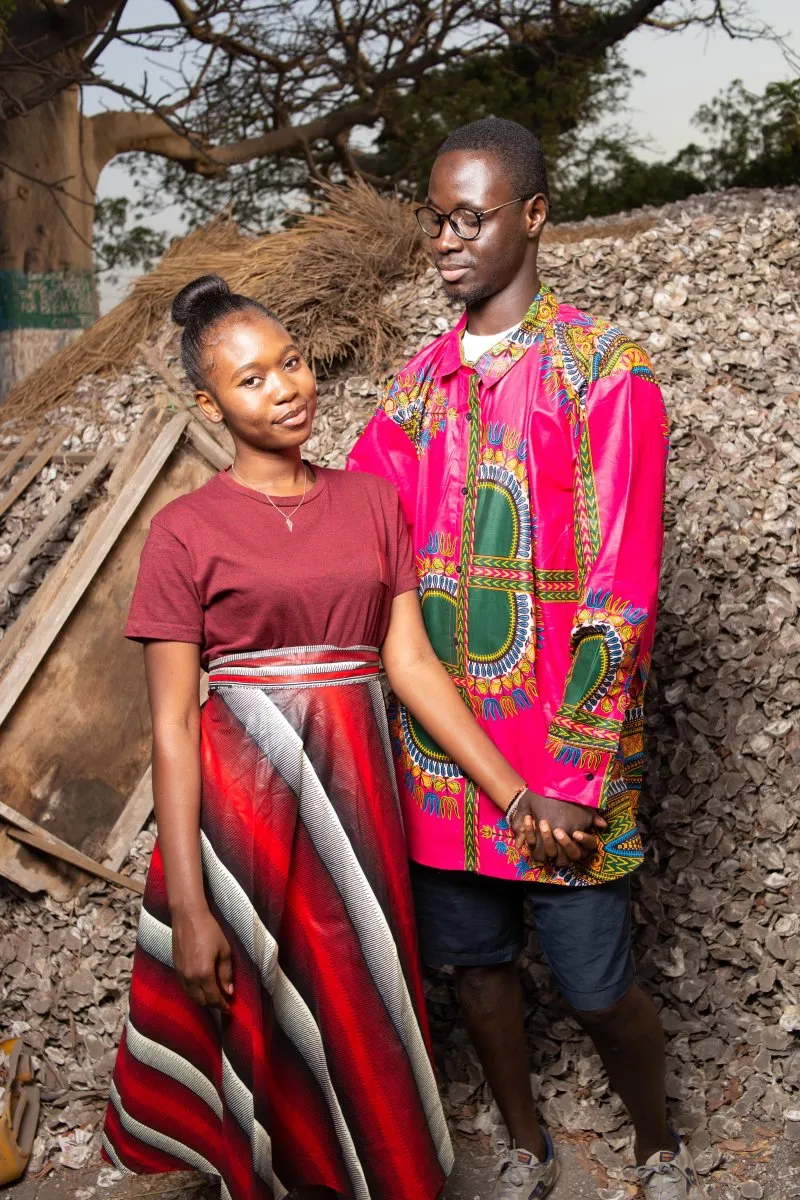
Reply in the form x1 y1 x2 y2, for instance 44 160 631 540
574 418 601 585
563 633 611 709
456 374 482 668
547 593 650 773
535 569 581 603
464 780 479 874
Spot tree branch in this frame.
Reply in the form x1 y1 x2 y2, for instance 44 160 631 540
162 0 293 70
88 100 381 173
89 110 221 174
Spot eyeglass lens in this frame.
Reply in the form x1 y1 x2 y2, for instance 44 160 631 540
416 207 482 240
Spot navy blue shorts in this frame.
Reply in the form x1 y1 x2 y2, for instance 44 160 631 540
409 863 635 1012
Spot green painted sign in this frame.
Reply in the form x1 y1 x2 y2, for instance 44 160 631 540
0 270 96 332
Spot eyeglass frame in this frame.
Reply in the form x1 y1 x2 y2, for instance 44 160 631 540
414 195 535 241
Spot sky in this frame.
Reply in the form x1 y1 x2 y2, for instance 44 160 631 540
622 0 797 159
92 0 798 310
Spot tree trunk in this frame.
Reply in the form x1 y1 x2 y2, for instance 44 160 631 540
0 87 101 401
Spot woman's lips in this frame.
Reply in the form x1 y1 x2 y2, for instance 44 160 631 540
275 405 309 428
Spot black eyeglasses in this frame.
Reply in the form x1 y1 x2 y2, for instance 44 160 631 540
415 196 533 241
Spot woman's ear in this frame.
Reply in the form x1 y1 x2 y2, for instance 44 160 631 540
195 390 224 424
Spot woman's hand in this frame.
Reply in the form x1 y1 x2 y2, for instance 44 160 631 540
510 791 607 867
172 907 234 1012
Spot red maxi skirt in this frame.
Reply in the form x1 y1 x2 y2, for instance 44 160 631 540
102 646 453 1200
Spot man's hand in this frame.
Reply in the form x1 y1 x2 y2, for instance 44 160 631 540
172 907 234 1012
509 791 606 867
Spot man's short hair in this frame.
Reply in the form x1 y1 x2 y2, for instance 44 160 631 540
437 118 550 200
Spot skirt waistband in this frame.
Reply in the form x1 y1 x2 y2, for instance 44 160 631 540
207 645 381 690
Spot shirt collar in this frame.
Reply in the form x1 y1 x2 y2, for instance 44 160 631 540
439 284 558 386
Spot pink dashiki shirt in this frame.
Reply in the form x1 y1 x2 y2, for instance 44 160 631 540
348 284 669 887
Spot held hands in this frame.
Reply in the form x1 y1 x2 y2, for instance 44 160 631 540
172 907 234 1011
508 789 607 868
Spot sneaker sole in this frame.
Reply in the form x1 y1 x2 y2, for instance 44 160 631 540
529 1159 560 1199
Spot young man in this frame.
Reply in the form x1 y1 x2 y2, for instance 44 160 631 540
348 118 705 1200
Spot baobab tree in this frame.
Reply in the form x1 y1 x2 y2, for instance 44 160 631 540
0 0 769 396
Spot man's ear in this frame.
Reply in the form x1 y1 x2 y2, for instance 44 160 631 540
525 194 549 240
195 390 224 424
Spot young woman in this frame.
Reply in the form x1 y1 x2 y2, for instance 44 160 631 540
102 275 602 1200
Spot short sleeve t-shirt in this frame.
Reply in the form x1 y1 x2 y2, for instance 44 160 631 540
461 324 517 365
126 467 418 668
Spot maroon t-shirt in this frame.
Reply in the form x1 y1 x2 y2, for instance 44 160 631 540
126 467 418 668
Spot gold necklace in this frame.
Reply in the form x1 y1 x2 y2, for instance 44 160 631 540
229 462 309 532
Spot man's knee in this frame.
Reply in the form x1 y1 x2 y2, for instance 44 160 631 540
456 961 518 1020
570 982 639 1042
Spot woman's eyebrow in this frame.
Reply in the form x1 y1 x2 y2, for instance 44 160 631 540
231 345 299 380
230 360 261 380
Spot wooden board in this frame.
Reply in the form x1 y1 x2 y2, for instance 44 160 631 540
0 429 39 485
0 412 190 725
5 828 145 895
0 406 171 674
185 419 233 471
18 450 104 466
102 765 153 873
0 445 115 597
0 428 67 520
0 420 215 899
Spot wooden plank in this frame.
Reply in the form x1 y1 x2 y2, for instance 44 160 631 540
103 766 153 872
200 417 235 458
185 420 232 470
0 411 191 728
139 343 187 397
0 435 216 898
0 446 115 597
0 795 77 845
0 430 39 485
18 451 100 466
136 341 233 469
104 406 172 499
0 408 169 672
0 796 142 896
0 428 67 520
5 827 145 895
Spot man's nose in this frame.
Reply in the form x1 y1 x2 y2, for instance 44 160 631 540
434 218 463 254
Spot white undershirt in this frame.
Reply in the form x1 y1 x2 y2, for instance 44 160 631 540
461 324 518 365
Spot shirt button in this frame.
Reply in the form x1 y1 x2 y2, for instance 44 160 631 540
461 486 468 495
456 565 462 574
585 773 595 781
466 412 472 422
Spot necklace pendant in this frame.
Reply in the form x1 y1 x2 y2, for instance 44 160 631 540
286 518 293 532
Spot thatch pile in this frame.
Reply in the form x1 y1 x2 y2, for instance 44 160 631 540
0 181 428 428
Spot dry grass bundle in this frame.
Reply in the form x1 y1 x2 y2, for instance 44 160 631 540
2 181 428 428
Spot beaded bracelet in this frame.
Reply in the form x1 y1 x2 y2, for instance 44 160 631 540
504 785 530 825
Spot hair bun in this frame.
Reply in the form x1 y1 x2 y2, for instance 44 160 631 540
171 275 232 327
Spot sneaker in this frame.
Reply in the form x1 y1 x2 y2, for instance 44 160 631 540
635 1136 708 1198
492 1129 559 1199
